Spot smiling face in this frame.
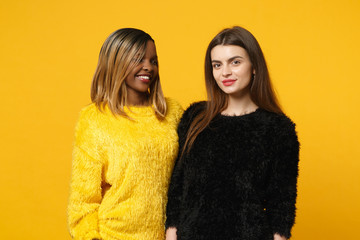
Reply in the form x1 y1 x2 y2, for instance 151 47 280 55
125 40 158 101
211 44 254 97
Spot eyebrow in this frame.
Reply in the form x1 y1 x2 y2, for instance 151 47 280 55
211 55 244 63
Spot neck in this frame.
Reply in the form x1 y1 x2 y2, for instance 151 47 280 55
126 90 149 106
222 91 258 116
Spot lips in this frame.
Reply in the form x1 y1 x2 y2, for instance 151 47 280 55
136 75 151 83
222 79 236 86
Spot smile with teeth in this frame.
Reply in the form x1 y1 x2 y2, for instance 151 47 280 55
136 75 151 83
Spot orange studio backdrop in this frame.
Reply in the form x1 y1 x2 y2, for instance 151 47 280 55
1 0 359 239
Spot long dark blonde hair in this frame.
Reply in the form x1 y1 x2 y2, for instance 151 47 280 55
183 26 283 154
91 28 166 119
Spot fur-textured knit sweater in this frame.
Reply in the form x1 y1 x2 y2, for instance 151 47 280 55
68 98 183 240
166 102 299 240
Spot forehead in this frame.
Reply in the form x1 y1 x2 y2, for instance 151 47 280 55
210 45 249 60
144 40 157 56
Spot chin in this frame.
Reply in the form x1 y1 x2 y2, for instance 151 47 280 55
136 88 150 94
220 89 236 95
134 84 150 92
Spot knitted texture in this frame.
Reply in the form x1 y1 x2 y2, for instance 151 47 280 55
166 102 300 240
68 98 183 240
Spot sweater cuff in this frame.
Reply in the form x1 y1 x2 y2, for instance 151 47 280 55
165 214 178 229
165 223 177 230
272 224 292 239
69 211 101 240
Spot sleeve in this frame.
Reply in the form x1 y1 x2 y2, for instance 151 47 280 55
67 109 103 240
165 102 204 229
165 150 185 229
266 118 300 239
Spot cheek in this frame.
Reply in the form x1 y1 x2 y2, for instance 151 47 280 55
213 71 223 89
124 75 133 85
234 66 252 79
128 65 140 77
212 69 220 81
153 66 159 76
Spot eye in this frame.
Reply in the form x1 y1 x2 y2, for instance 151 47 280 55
151 59 158 66
232 60 241 65
212 63 221 69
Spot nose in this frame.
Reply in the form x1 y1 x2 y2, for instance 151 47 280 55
142 60 153 72
222 64 231 76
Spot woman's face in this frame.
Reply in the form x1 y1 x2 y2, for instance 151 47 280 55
125 40 158 96
211 44 254 97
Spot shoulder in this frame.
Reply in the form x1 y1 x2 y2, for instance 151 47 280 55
184 101 206 113
258 110 298 147
77 103 105 127
257 109 296 131
181 101 206 122
175 101 206 137
79 103 98 117
166 98 183 115
74 103 109 140
165 98 184 123
74 104 109 162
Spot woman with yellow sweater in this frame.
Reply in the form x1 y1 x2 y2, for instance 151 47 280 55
67 28 183 240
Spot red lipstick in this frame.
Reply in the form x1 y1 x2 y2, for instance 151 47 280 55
222 79 236 86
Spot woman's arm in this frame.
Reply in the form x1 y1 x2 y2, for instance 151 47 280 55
266 118 300 239
165 120 186 230
67 146 103 240
165 102 203 234
67 109 103 240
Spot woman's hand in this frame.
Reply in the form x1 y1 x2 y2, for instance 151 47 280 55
165 227 177 240
274 233 287 240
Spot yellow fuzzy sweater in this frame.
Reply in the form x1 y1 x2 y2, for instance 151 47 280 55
68 98 183 240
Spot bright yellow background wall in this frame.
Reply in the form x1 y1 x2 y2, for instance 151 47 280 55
1 0 359 239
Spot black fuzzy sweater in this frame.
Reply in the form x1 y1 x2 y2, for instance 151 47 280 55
166 102 299 240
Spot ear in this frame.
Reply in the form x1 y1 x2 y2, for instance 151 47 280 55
252 68 256 74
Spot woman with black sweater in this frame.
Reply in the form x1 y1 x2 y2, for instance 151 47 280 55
165 26 300 240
